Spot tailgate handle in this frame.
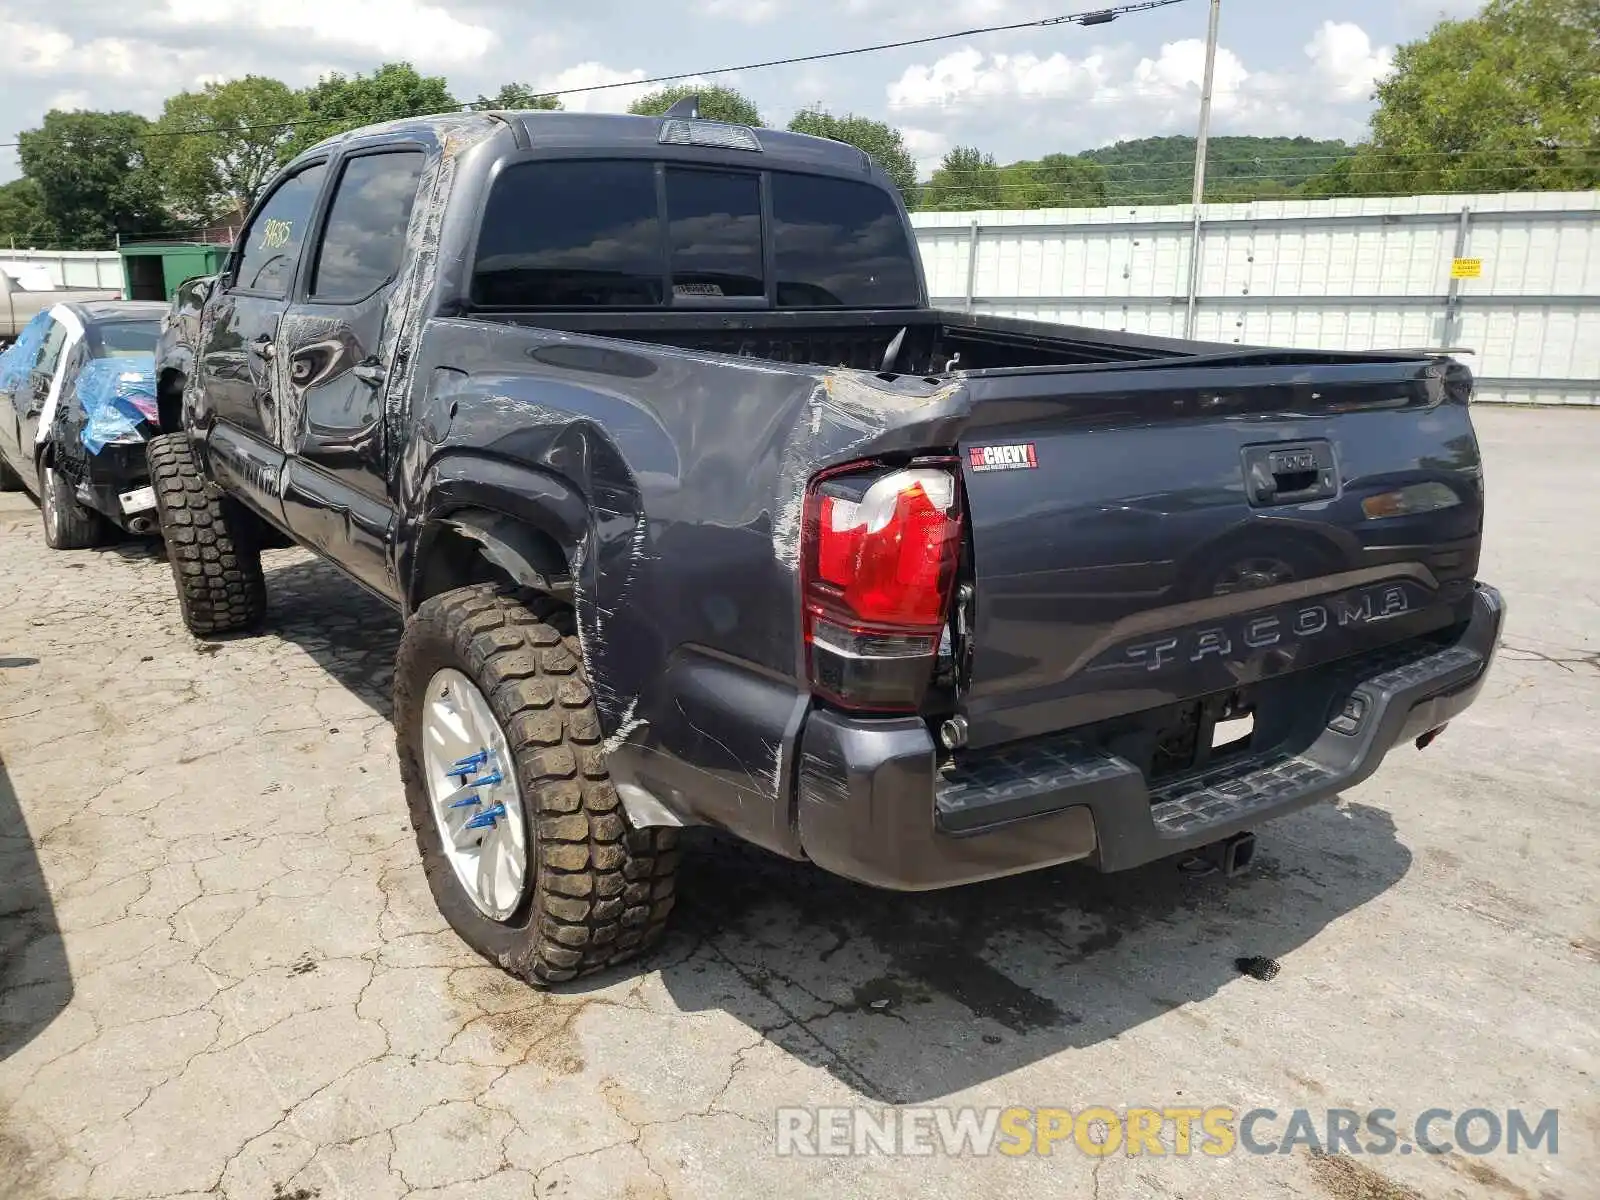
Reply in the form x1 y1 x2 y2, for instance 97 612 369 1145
1244 441 1337 506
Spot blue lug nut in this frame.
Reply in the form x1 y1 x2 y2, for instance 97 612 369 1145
468 770 503 789
449 749 490 778
448 794 483 809
464 803 506 831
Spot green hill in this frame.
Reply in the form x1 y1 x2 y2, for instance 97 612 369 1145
1077 135 1358 205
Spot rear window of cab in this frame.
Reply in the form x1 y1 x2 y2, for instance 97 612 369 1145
471 160 919 310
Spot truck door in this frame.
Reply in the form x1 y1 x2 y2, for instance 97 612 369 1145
196 160 328 525
274 146 426 602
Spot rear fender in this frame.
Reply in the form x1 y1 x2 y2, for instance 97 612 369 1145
406 455 590 614
441 511 572 598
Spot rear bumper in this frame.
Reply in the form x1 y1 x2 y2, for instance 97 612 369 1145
796 582 1505 890
59 442 153 527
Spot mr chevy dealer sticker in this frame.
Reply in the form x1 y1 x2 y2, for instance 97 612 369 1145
968 443 1039 473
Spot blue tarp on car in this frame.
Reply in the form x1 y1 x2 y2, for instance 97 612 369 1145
78 354 158 455
0 311 51 394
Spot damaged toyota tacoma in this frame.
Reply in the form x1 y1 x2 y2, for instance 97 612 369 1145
149 106 1504 983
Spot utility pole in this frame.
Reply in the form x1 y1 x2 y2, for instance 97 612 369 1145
1184 0 1223 339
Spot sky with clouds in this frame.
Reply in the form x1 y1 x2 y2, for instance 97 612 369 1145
0 0 1487 182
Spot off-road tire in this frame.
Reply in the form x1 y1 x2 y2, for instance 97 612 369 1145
394 584 679 985
39 462 105 550
147 432 267 636
0 458 22 492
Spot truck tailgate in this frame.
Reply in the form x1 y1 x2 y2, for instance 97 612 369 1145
954 356 1484 750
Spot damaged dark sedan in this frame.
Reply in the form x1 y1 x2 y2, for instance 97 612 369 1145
0 300 169 548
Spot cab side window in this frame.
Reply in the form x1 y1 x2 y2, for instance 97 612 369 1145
234 163 329 298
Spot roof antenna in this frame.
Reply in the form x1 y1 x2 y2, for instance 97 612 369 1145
663 94 700 119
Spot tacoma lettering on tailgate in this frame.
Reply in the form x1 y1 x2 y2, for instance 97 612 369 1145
1104 582 1417 674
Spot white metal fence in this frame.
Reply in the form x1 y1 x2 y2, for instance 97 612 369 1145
912 191 1600 407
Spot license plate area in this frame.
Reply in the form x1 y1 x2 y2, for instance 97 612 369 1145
119 486 156 514
1150 689 1256 780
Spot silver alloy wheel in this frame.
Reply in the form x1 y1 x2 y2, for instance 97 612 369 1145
420 668 529 921
41 467 60 542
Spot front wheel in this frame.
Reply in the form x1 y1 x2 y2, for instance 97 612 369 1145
39 462 105 550
394 585 679 985
147 432 267 635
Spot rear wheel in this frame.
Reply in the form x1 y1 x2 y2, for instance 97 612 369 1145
394 584 679 985
147 432 267 635
38 462 105 550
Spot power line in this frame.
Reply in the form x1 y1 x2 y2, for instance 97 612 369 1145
0 1 1191 151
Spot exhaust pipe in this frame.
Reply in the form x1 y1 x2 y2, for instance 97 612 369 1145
127 515 157 536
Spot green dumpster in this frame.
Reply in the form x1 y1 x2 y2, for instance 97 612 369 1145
118 243 230 303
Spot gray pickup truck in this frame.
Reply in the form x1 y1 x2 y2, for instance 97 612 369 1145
150 106 1504 984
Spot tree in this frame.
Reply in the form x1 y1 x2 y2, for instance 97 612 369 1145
1305 0 1599 196
475 83 561 111
0 179 56 248
919 147 1003 211
17 110 168 245
786 108 918 202
998 154 1108 208
145 77 305 224
288 62 457 157
627 85 763 127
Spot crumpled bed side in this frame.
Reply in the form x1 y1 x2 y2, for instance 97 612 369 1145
78 353 158 455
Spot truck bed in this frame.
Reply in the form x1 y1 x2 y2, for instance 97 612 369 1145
469 307 1212 374
472 305 1437 382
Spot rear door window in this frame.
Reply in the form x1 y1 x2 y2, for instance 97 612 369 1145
770 173 918 308
234 163 328 298
473 161 662 307
664 168 763 300
311 151 426 301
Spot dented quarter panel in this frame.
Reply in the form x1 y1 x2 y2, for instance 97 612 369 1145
394 310 973 852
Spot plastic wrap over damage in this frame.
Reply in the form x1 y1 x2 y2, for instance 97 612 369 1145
0 312 51 393
770 371 966 571
78 354 157 454
380 115 500 456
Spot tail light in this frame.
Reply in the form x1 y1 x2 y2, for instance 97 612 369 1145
802 461 963 711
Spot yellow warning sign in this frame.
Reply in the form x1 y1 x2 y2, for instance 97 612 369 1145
1451 258 1483 279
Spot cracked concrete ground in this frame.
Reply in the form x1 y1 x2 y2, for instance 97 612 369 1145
1 407 1595 1200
